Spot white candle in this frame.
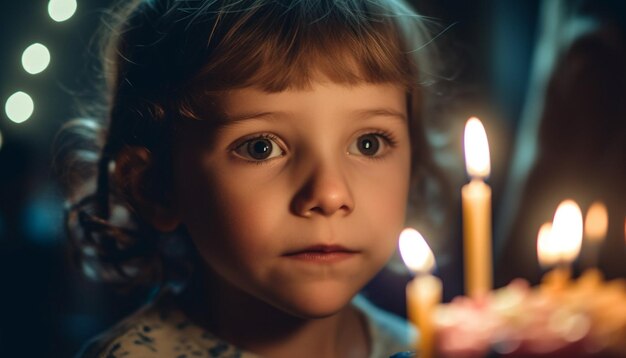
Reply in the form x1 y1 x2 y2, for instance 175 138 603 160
399 228 442 358
462 117 493 298
538 200 583 292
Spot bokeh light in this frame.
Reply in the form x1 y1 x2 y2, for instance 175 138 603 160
21 43 51 74
48 0 77 22
551 199 583 263
584 201 608 241
536 222 558 268
0 129 3 151
5 91 34 123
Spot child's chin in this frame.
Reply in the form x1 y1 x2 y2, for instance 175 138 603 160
289 305 345 320
282 304 347 320
270 287 356 320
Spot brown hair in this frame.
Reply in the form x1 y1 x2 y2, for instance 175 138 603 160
55 0 450 289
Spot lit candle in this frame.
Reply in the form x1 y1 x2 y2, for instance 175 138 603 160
537 221 568 292
539 200 583 292
399 228 442 358
462 117 492 298
537 222 559 269
552 199 583 264
581 201 608 269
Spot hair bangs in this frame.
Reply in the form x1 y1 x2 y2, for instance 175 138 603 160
193 0 418 93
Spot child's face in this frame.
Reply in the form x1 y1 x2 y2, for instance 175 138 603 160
172 79 411 318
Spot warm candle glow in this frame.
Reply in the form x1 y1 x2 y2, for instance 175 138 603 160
537 222 560 268
463 117 491 179
400 227 441 358
399 228 435 274
584 201 608 242
461 117 492 297
551 200 583 264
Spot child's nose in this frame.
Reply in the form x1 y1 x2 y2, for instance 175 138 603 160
291 161 355 218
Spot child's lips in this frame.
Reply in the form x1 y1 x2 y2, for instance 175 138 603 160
282 245 359 263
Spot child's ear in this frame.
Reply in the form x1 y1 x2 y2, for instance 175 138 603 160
113 146 180 232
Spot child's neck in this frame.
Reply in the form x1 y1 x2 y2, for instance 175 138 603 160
177 269 370 358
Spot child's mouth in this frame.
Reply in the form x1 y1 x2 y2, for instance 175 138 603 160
282 245 359 263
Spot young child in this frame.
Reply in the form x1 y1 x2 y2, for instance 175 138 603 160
57 0 448 357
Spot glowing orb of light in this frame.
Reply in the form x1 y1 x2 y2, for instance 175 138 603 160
5 91 34 124
584 201 608 242
22 43 51 74
48 0 77 22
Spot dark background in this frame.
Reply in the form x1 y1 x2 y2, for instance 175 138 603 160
1 0 624 356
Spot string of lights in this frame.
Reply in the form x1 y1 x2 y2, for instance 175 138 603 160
1 0 77 151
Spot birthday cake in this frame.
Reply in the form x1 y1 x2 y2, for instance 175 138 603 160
433 269 626 358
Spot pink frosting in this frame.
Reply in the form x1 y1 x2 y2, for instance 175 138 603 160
433 271 626 357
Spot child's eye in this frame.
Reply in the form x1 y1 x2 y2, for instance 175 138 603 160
347 132 394 157
233 135 285 161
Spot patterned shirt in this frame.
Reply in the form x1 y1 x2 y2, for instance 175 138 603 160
77 292 415 358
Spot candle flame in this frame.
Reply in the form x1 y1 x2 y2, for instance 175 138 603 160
552 200 583 264
584 201 608 242
464 117 491 179
537 222 560 268
399 228 435 274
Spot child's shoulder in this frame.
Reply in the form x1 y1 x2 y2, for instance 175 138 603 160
76 291 254 358
352 295 417 358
